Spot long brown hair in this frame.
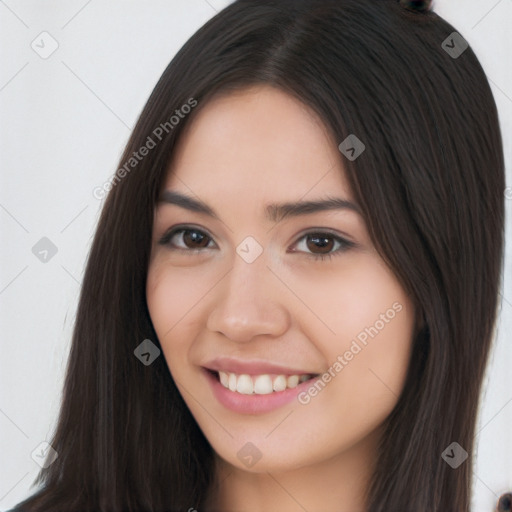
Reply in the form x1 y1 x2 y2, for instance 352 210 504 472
13 0 505 510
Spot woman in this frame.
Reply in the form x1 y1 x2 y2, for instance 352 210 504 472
10 0 506 510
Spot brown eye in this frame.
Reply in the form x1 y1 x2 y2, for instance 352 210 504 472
305 234 335 254
159 228 214 251
291 231 355 260
181 229 210 248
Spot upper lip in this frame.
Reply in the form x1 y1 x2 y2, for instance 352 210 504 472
202 357 319 376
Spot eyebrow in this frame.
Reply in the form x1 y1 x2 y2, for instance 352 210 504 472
157 190 362 223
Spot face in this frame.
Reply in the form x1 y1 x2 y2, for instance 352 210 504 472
146 85 416 475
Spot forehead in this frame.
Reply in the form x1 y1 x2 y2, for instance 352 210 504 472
162 85 353 207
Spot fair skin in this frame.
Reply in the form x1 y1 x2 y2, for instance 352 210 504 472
146 85 416 512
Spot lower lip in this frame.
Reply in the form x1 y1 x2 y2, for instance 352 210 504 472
203 368 320 415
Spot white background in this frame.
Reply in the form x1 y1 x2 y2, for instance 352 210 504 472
0 1 510 511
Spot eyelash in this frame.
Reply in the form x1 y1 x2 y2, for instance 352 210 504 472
157 226 355 261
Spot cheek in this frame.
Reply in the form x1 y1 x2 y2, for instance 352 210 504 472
280 254 414 347
288 255 415 403
337 298 414 409
337 259 415 358
338 275 414 420
145 261 204 366
293 269 414 451
146 265 176 339
146 259 216 341
343 265 415 397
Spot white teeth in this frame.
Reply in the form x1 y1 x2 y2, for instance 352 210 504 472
228 372 237 392
236 374 253 395
273 375 287 392
287 375 299 388
254 375 273 394
219 371 229 388
217 371 313 395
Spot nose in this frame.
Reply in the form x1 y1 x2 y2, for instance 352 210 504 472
206 249 291 343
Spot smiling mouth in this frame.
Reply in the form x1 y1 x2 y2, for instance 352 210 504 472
207 369 319 395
